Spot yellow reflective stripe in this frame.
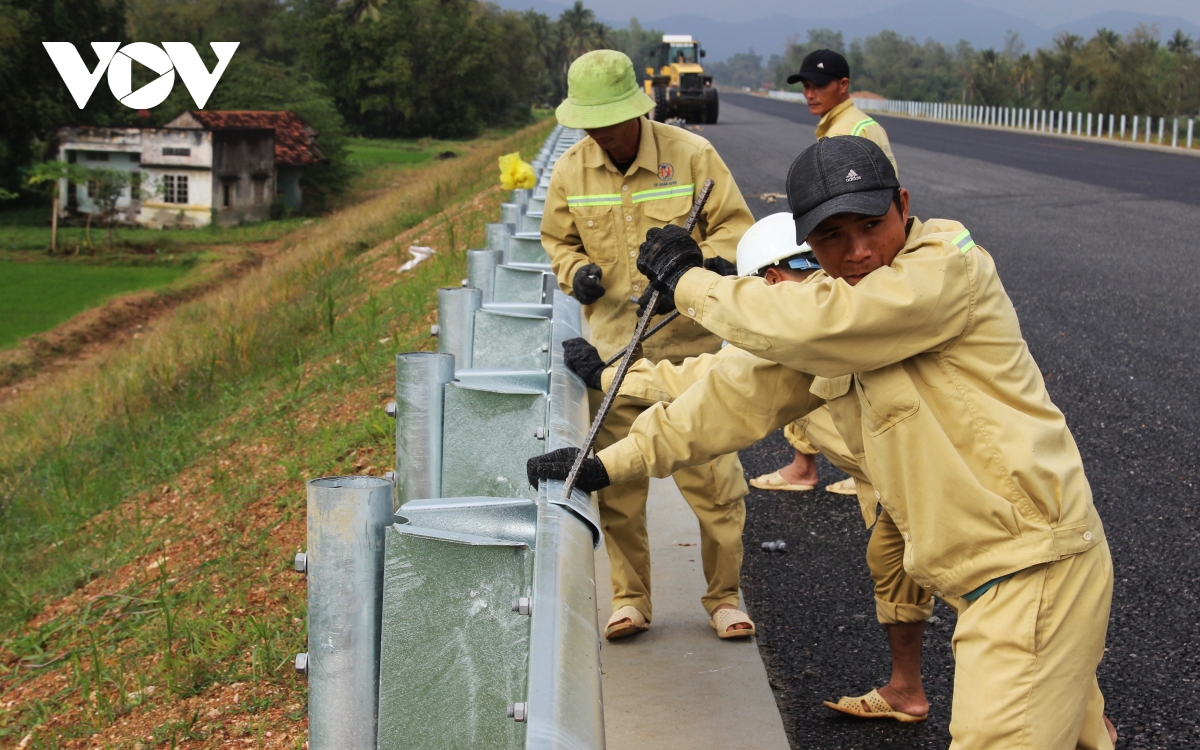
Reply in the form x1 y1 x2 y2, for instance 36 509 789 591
631 183 695 203
952 229 976 254
566 193 622 207
851 118 877 136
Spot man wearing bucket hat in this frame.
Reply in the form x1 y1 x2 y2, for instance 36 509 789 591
541 49 757 640
531 136 1117 748
552 211 935 722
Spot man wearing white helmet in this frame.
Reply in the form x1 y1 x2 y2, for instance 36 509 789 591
556 212 933 722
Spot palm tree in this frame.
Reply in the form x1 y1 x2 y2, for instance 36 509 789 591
339 0 386 23
1167 29 1194 55
1093 28 1121 62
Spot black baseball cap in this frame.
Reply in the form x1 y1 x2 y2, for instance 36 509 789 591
786 49 850 86
786 136 900 243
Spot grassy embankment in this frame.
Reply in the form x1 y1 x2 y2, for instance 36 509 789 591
0 118 554 749
0 133 509 386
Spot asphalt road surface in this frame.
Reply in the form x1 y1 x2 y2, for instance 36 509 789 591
701 94 1200 749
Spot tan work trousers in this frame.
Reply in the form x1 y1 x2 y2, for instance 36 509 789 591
945 538 1114 750
589 387 747 621
787 406 933 624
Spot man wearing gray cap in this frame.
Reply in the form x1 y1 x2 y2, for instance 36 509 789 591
530 135 1116 749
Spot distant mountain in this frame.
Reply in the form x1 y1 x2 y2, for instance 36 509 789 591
487 0 1200 63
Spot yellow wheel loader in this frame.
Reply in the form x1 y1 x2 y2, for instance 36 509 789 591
644 34 719 124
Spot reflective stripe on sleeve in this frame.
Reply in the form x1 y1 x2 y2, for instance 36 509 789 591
631 183 695 203
850 118 878 136
566 193 623 207
952 230 976 254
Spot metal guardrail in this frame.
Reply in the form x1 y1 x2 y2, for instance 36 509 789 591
769 90 1199 150
296 126 606 749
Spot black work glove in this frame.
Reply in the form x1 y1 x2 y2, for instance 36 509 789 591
562 337 605 390
703 256 738 277
636 224 703 307
572 264 606 305
526 447 611 492
635 286 676 318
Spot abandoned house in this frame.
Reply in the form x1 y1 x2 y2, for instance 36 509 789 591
56 110 325 228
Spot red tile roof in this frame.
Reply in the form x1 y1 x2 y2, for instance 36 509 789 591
185 110 326 166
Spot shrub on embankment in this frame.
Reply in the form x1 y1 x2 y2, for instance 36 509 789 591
0 119 553 748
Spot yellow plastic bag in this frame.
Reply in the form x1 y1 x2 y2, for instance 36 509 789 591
499 152 536 190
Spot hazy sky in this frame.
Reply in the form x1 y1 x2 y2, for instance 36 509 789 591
570 0 1200 26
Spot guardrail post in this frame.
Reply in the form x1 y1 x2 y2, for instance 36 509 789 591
394 352 455 506
1188 119 1194 149
436 287 482 370
1173 118 1179 148
304 476 394 750
468 248 506 303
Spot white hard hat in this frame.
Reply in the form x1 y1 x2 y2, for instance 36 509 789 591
736 212 819 277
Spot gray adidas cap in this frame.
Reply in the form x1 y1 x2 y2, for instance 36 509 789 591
786 136 900 243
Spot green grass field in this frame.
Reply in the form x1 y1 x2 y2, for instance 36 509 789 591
0 260 189 349
345 138 440 167
0 207 310 253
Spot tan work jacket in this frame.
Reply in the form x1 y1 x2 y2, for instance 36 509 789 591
598 217 1104 599
604 343 882 528
541 119 754 363
816 98 898 177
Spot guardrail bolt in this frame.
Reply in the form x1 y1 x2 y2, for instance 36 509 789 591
430 324 440 336
384 471 396 483
534 427 546 441
540 343 549 352
295 653 309 676
384 401 398 418
507 702 528 722
294 552 307 574
511 597 532 616
461 278 469 287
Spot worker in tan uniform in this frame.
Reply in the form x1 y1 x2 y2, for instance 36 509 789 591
560 211 934 721
531 136 1117 749
541 49 757 640
752 48 898 495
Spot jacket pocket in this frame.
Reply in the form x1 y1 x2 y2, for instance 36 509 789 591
641 194 693 224
569 205 618 264
856 363 920 436
810 375 852 400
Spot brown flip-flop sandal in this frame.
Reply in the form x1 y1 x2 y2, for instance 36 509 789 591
605 605 649 640
823 688 927 723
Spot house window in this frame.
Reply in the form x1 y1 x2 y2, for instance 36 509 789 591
223 182 233 208
86 179 97 198
253 178 267 205
163 175 188 204
163 147 191 156
130 153 140 163
130 171 142 199
85 151 108 161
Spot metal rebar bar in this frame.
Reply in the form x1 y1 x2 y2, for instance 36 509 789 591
562 179 714 500
602 311 680 367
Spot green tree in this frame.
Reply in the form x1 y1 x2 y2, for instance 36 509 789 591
87 168 132 252
0 0 128 198
24 161 89 254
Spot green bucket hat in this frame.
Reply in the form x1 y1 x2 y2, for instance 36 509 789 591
556 50 656 129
